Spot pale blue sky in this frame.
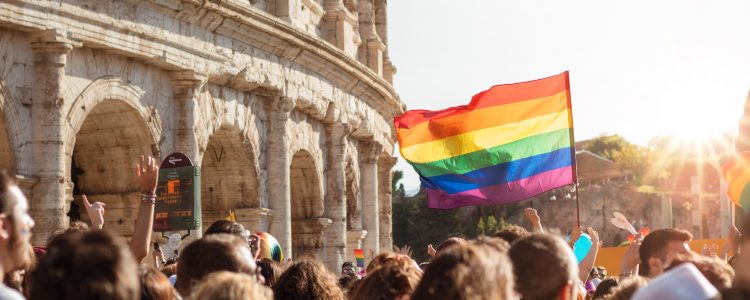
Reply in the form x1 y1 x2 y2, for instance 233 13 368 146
387 0 750 192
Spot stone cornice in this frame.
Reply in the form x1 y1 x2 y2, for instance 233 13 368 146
0 0 402 117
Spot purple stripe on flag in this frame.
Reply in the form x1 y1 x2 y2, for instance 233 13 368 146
425 166 574 209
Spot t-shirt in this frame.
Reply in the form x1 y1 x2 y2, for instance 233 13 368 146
0 284 24 300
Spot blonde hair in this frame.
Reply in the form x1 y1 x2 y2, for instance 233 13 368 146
190 271 272 300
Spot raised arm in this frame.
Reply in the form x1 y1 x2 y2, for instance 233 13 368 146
524 208 544 233
578 227 600 283
619 233 643 279
131 155 158 262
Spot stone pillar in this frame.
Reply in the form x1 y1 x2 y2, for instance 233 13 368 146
377 156 397 252
366 40 386 76
359 140 381 261
276 0 305 29
29 30 79 246
266 97 295 258
292 218 332 259
323 122 350 271
323 0 360 57
170 71 207 240
235 207 273 232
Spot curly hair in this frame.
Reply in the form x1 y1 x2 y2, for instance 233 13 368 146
352 262 422 300
139 266 178 300
667 253 734 290
492 225 531 244
272 259 345 300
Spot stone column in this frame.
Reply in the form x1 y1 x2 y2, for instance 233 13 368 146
346 229 366 263
276 0 305 29
29 30 79 246
170 71 207 239
266 96 295 257
323 122 350 271
235 207 273 232
292 218 332 259
377 156 397 252
359 140 381 261
323 0 360 57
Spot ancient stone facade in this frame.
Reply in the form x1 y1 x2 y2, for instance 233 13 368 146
0 0 402 271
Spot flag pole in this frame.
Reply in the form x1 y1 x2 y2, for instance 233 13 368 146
563 71 581 226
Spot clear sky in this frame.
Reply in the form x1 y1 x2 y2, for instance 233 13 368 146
387 0 750 192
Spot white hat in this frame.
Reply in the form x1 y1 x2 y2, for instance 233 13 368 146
632 263 718 300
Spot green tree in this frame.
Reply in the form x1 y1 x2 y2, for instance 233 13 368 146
476 217 486 236
486 216 498 233
392 169 406 202
580 134 655 185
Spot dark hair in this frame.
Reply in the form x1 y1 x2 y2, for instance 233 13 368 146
508 234 577 300
30 230 140 300
667 253 735 290
46 221 90 245
342 261 355 270
638 228 692 276
493 225 531 244
352 263 421 300
435 237 467 254
412 242 514 300
258 258 282 287
159 263 177 278
272 259 345 300
338 273 360 292
175 234 254 297
604 276 649 300
140 266 179 300
204 220 248 238
591 277 618 299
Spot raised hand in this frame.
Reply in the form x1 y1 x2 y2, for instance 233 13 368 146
427 244 437 257
524 208 544 233
82 194 105 229
569 226 583 246
135 155 159 194
620 233 643 275
587 227 600 247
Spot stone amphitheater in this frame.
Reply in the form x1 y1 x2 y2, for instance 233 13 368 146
0 0 403 270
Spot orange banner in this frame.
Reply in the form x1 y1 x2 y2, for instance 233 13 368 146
593 239 731 276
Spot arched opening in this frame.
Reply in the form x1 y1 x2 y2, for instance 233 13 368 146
70 100 154 236
290 150 326 258
200 126 260 230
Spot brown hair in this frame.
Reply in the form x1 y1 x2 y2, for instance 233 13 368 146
412 241 515 300
257 258 282 287
493 225 531 244
140 266 179 300
638 228 692 276
365 252 417 274
352 261 422 300
508 234 577 300
667 253 735 290
591 277 618 299
435 237 467 254
603 276 649 300
30 230 140 300
191 271 272 300
45 221 90 245
204 220 248 238
175 234 254 297
160 263 177 278
272 259 345 300
0 171 18 216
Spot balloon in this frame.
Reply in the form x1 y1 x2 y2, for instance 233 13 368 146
255 231 284 262
567 233 592 264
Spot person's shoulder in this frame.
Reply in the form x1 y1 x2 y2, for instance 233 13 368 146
0 284 24 300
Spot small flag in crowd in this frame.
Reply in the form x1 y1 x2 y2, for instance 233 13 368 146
394 72 576 209
722 151 750 212
354 248 365 268
225 209 236 222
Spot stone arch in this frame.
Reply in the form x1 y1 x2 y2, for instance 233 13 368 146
345 158 361 230
64 76 161 155
290 149 326 258
69 99 156 236
0 82 23 173
200 125 261 230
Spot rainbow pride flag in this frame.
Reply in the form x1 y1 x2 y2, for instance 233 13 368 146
722 152 750 212
353 248 365 268
394 72 576 209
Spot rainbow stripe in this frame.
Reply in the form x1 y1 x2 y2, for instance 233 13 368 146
722 152 750 212
395 72 576 209
353 248 365 268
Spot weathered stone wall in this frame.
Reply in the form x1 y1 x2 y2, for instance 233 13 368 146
0 0 401 271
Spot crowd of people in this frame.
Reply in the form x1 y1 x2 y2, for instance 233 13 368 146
1 155 750 299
